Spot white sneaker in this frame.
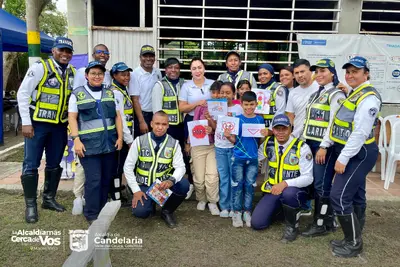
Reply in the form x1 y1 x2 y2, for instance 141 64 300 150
243 211 252 227
72 197 83 215
232 212 244 227
208 203 220 216
229 210 234 217
197 201 207 211
185 184 194 200
220 209 229 218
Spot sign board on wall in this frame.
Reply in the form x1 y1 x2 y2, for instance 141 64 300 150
297 34 400 103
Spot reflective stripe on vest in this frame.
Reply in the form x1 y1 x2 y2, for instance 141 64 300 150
218 70 252 87
260 136 302 193
110 82 134 132
330 84 382 145
136 133 177 186
160 78 184 125
74 86 117 156
303 87 342 142
32 59 76 124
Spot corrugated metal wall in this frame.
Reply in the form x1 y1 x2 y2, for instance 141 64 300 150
92 29 154 70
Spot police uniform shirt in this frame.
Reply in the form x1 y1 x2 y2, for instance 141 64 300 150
123 135 186 193
178 78 214 116
17 58 75 126
285 81 320 138
128 66 162 113
334 81 381 166
268 85 289 131
68 85 119 113
152 79 183 114
113 90 134 145
311 82 346 148
73 67 112 89
258 135 314 188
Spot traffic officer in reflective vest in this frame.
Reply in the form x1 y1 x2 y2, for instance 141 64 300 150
301 59 345 238
124 111 189 228
251 114 313 243
68 61 123 223
217 50 257 89
17 37 76 223
257 63 289 133
109 62 134 203
329 57 381 258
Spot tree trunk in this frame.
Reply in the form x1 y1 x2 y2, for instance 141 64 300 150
2 52 19 92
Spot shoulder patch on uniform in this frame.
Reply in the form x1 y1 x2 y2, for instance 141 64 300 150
369 107 378 117
277 88 283 96
306 153 313 161
106 90 113 98
27 70 35 77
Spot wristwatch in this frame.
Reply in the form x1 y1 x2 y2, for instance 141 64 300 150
71 135 79 140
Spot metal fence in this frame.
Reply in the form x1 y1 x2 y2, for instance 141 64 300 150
360 0 400 35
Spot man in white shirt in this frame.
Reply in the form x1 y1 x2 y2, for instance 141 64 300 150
130 45 162 137
285 59 319 138
251 114 313 243
73 44 112 89
124 111 189 228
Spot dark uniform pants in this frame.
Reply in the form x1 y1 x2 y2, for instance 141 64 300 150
22 121 67 175
80 152 115 221
132 178 190 218
330 143 378 215
306 140 336 198
251 187 309 230
134 111 153 138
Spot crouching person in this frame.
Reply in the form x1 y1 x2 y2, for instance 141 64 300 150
251 114 313 243
124 111 189 228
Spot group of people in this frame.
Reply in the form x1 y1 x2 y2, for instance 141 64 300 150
17 36 381 259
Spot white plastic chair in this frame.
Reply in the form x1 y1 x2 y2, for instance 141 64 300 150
374 116 384 177
384 120 400 190
380 115 400 181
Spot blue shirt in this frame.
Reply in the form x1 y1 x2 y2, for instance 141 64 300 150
233 114 265 159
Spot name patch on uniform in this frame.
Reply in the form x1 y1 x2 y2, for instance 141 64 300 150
38 109 57 120
27 70 35 77
306 125 326 138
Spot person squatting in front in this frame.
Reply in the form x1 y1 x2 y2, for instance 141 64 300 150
301 59 346 238
17 37 76 223
328 56 381 258
251 114 313 243
68 61 123 223
124 111 189 228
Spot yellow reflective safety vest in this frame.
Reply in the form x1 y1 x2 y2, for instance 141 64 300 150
31 59 76 124
110 82 134 133
136 133 177 186
260 82 287 128
159 77 185 125
73 86 117 156
217 70 253 86
330 84 381 145
261 136 303 193
303 87 342 142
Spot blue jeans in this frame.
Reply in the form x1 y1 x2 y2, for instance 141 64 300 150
231 157 258 212
22 121 67 175
215 147 233 211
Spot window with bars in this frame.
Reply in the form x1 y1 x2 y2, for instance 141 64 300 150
361 0 400 35
157 0 341 80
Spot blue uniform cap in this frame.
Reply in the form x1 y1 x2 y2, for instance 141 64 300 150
53 37 73 51
272 114 291 128
85 61 106 73
111 62 132 75
342 56 370 71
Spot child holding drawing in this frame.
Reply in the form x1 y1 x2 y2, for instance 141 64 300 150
191 81 221 216
224 91 265 227
213 82 243 218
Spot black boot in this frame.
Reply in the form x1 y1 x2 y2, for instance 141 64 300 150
331 213 363 258
302 196 335 237
281 204 300 243
21 174 39 223
353 205 366 231
41 167 66 212
161 193 185 228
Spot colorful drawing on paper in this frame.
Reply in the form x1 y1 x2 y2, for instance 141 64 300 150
188 120 210 147
252 89 270 114
242 123 265 137
217 116 240 135
207 99 228 120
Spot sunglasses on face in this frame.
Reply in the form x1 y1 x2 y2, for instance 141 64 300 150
95 50 110 55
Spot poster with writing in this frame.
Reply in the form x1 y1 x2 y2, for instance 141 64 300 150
217 116 240 135
207 99 228 120
242 123 265 138
188 120 210 147
252 89 270 114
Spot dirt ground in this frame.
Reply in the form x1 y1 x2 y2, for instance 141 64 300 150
1 190 400 267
